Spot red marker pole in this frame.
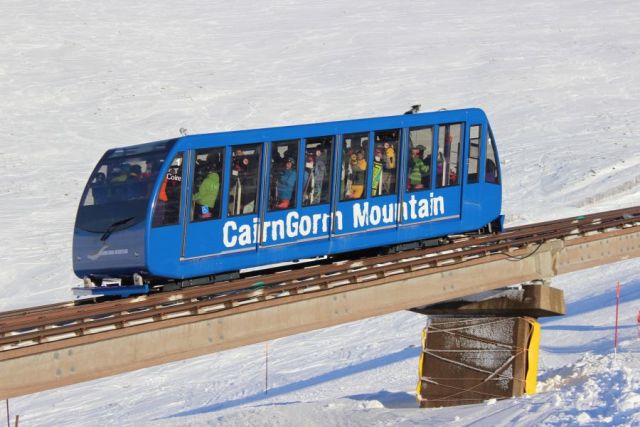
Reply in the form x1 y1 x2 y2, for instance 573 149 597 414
636 310 640 340
614 281 621 355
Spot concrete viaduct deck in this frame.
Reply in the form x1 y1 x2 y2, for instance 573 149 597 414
1 219 639 399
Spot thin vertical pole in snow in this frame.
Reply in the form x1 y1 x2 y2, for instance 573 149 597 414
614 281 621 356
5 399 9 427
265 341 269 395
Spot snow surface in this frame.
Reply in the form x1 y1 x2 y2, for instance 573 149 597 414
1 0 640 425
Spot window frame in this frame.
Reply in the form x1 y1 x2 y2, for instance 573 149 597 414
436 123 464 189
467 124 481 184
151 152 185 228
268 139 300 212
406 126 435 193
339 132 370 201
372 128 401 197
302 135 334 207
227 143 263 217
485 128 501 185
189 147 225 222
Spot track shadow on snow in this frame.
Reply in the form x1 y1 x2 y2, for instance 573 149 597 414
166 345 420 418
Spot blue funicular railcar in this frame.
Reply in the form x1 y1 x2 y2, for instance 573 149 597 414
73 108 503 296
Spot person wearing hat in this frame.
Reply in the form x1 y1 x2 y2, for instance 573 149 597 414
346 149 367 199
110 165 128 183
192 157 221 219
275 157 297 209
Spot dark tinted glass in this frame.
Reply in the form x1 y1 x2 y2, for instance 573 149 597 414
76 140 175 233
228 144 262 216
302 136 333 206
191 148 224 221
340 133 369 200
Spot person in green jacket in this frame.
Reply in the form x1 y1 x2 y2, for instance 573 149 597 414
193 159 220 219
408 147 430 190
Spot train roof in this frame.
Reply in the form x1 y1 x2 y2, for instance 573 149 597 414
118 107 489 152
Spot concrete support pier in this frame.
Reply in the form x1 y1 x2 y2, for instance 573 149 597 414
414 284 565 408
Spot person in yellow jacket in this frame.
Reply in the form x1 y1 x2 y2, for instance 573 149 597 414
382 142 396 194
347 150 367 199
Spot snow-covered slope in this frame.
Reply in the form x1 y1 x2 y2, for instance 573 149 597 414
1 0 639 425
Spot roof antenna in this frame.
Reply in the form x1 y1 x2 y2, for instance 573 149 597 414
404 104 421 115
179 127 189 136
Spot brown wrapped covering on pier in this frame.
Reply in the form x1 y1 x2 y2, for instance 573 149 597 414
416 316 540 408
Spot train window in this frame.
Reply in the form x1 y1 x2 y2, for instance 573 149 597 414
228 144 262 216
302 136 334 206
436 123 462 188
485 130 500 184
372 129 400 196
82 164 109 206
340 132 369 200
152 153 184 227
82 153 166 208
269 140 299 211
468 125 481 184
190 148 224 221
407 127 434 192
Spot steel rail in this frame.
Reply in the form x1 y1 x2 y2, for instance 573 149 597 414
3 204 636 326
2 206 639 337
2 204 636 326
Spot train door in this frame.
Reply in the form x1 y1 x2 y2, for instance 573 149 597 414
259 139 302 249
329 128 399 238
461 123 484 225
148 152 187 275
287 136 335 244
369 128 402 229
332 131 371 239
218 143 263 254
182 147 228 258
258 135 334 249
401 123 463 229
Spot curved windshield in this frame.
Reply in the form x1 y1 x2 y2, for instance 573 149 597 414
76 140 176 233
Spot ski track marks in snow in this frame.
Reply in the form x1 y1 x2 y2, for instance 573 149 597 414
551 152 640 209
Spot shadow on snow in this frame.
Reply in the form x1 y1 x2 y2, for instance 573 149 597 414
166 345 420 418
347 390 417 409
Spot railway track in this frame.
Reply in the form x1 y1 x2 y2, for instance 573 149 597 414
1 206 640 354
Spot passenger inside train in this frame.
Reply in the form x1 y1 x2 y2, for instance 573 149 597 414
192 151 222 220
270 140 298 210
341 133 368 200
302 136 333 206
229 145 261 216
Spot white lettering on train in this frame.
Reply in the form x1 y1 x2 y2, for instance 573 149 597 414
353 193 444 228
222 194 445 249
